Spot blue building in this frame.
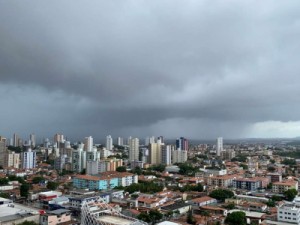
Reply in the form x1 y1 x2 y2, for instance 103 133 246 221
233 178 262 191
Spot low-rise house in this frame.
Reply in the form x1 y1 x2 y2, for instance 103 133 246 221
190 196 217 207
200 205 228 216
40 209 73 225
237 201 267 212
160 202 192 215
272 180 298 194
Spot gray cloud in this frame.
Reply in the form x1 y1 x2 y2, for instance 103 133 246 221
1 0 300 141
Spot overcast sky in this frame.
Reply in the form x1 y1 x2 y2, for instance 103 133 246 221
1 0 300 142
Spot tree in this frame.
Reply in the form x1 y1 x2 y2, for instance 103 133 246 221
240 164 248 170
116 166 127 172
267 183 273 190
0 178 9 185
32 176 45 184
209 189 234 202
47 181 59 190
0 192 10 198
150 164 166 172
137 212 151 222
149 209 163 224
132 166 142 175
271 195 283 201
20 183 30 198
266 200 276 207
178 163 198 176
187 210 196 224
267 166 276 172
225 211 246 225
16 221 39 225
224 202 235 210
284 189 298 201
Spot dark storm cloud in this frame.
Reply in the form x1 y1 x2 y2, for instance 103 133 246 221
1 0 300 140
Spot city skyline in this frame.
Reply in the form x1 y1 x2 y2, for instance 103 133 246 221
1 1 300 139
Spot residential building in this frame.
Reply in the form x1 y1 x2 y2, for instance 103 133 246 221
149 142 163 165
232 178 262 191
73 172 137 190
267 173 282 183
207 175 237 188
40 209 72 225
117 137 124 146
217 137 223 157
21 148 36 169
277 203 300 224
272 180 298 194
106 135 113 151
0 139 7 167
129 138 139 162
30 133 36 148
84 136 93 152
172 150 187 164
162 145 172 165
191 196 217 207
176 137 188 150
5 151 20 168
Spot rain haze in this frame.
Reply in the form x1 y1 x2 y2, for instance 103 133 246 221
1 0 300 142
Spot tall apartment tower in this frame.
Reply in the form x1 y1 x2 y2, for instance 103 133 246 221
84 136 93 152
30 134 36 148
13 133 19 147
117 137 124 146
21 148 36 169
106 135 113 150
0 138 7 167
217 137 223 157
162 145 172 165
149 142 163 165
129 138 139 162
176 137 188 150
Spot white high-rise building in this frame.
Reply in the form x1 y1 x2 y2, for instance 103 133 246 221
145 136 156 146
217 137 223 157
129 138 139 162
84 136 93 152
117 137 124 146
21 148 36 169
162 145 172 165
106 135 113 151
30 134 36 148
172 150 187 164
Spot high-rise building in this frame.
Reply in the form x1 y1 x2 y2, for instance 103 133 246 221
13 133 19 147
0 138 7 167
84 136 93 152
129 138 139 162
117 137 124 146
172 150 187 164
106 135 113 151
149 142 163 165
176 137 188 150
5 151 20 169
145 136 156 146
217 137 223 157
162 145 172 165
30 134 36 148
21 148 36 169
54 133 64 145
